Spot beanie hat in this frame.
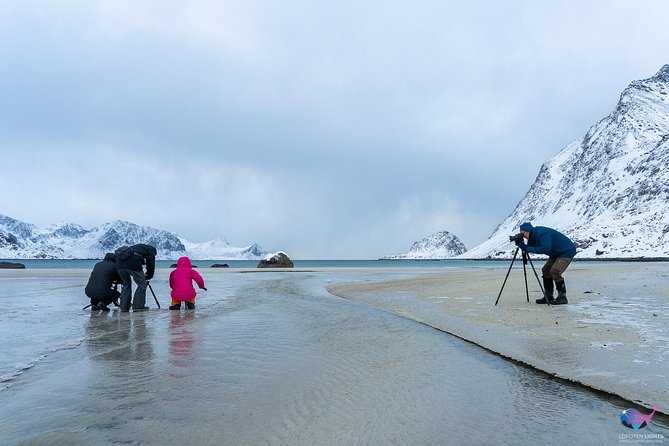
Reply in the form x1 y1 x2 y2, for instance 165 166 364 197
520 222 533 232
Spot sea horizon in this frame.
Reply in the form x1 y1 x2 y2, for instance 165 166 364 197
2 258 496 269
2 257 668 270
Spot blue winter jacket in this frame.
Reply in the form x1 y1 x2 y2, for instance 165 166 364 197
525 226 576 258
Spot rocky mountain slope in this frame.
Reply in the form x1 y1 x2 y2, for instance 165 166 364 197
0 214 266 260
463 65 669 259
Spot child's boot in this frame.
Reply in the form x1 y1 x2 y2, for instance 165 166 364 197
169 303 181 310
186 302 195 310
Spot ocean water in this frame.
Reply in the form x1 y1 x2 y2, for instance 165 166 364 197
2 258 497 269
0 267 666 445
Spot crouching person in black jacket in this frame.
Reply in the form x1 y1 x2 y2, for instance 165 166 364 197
85 253 122 311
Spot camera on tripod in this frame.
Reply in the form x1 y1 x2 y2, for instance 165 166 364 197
495 231 549 306
509 233 524 246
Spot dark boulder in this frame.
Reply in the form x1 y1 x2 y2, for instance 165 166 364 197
0 261 25 269
211 263 230 268
257 252 294 268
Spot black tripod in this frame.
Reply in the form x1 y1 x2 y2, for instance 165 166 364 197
495 246 549 306
147 282 161 308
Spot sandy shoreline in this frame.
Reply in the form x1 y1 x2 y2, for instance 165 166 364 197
2 263 666 413
328 262 669 413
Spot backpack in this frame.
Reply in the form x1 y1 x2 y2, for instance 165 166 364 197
115 246 135 261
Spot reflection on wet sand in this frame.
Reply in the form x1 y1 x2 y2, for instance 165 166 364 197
168 311 198 371
0 269 667 445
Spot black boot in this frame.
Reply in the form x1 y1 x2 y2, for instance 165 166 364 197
536 277 554 304
186 302 195 310
169 303 181 310
553 281 568 305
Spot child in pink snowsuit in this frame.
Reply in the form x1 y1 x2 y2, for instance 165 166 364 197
169 256 206 310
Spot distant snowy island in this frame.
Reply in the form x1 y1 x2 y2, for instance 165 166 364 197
382 230 467 259
0 215 266 260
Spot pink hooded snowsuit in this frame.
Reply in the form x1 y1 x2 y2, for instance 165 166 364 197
169 257 205 302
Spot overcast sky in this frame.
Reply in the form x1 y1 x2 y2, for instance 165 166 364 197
1 1 668 258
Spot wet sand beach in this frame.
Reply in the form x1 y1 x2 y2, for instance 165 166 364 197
328 262 669 412
0 265 667 445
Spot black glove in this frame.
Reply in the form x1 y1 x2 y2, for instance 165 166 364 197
202 287 208 291
518 242 528 251
145 273 153 281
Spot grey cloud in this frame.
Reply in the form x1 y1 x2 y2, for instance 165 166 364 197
1 1 668 257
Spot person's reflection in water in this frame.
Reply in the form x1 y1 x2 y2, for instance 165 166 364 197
82 312 156 433
84 312 121 359
87 315 156 386
168 311 198 374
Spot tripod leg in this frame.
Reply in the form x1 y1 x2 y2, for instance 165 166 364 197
147 282 161 308
526 253 550 306
522 252 529 303
495 247 520 306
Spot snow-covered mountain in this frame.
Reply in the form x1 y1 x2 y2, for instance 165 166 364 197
463 65 669 259
0 214 267 260
383 230 467 259
179 237 265 260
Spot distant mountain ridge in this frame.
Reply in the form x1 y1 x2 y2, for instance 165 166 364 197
463 65 669 259
383 230 467 259
0 214 266 260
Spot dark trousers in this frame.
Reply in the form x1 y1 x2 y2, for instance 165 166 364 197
118 269 148 310
541 257 573 282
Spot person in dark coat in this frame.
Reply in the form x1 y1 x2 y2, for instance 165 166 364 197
115 244 157 312
85 253 122 311
518 222 577 305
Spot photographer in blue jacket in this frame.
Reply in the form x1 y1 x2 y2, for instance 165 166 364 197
517 222 577 305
